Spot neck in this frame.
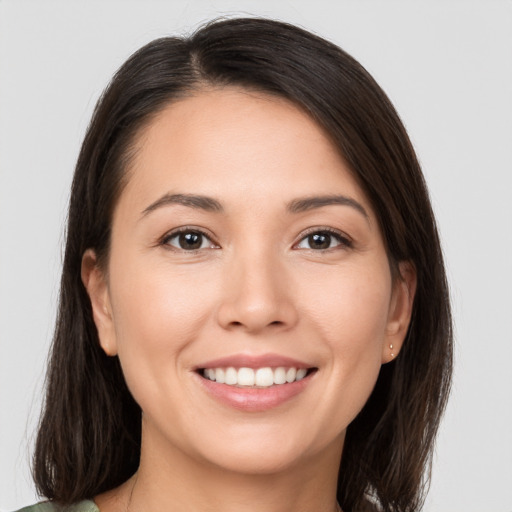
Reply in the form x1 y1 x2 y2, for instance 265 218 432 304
102 420 344 512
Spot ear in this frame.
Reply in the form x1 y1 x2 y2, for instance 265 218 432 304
81 249 118 356
382 261 417 363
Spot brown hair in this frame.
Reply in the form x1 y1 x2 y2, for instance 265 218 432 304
33 17 452 512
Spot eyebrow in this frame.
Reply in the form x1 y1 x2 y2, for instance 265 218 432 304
287 195 369 220
141 193 223 218
140 192 369 222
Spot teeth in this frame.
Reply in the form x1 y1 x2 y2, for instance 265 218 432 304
273 367 287 385
296 368 307 381
285 367 297 383
238 367 255 386
202 366 310 387
215 368 225 384
225 367 237 385
255 367 274 387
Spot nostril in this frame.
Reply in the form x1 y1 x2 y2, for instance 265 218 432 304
239 320 285 328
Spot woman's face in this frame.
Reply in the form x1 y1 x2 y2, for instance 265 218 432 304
84 87 414 476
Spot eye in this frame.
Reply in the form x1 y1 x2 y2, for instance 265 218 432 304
162 229 217 251
295 229 352 250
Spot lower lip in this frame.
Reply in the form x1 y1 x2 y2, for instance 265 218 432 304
196 372 314 412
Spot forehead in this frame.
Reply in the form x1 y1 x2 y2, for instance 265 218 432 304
119 87 374 218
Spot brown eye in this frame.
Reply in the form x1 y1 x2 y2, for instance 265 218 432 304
307 233 332 249
164 230 214 251
296 230 351 250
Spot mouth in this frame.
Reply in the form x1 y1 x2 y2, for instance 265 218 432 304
198 366 317 388
194 354 318 411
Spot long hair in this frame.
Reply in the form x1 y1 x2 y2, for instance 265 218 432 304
33 17 452 512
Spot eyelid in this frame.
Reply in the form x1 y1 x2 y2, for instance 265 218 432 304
159 226 220 251
157 225 352 252
293 226 353 250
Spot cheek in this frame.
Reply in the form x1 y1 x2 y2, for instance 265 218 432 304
304 260 391 343
106 256 217 397
300 261 391 399
113 274 199 348
326 277 389 426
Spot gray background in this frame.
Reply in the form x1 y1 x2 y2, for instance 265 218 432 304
1 1 511 510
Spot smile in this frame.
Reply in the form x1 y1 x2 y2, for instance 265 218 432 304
195 354 317 411
201 366 311 387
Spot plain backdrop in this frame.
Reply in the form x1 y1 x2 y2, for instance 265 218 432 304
1 1 511 511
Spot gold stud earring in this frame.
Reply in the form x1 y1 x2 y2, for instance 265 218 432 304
390 344 395 358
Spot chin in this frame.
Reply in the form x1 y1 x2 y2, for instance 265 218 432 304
204 444 312 475
190 423 344 476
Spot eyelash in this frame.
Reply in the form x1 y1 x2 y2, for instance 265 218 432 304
294 227 353 251
160 227 218 252
159 226 353 252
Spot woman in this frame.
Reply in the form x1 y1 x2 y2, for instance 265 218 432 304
20 17 452 512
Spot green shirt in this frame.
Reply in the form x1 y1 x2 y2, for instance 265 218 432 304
15 501 99 512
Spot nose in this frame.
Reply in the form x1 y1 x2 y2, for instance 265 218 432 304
216 249 299 334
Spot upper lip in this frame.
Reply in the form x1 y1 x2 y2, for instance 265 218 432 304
195 353 315 370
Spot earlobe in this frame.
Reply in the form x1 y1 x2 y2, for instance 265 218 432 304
382 261 417 363
81 249 118 356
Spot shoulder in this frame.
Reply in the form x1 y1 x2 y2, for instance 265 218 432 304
14 500 99 512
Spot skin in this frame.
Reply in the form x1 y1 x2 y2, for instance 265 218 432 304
82 88 416 512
